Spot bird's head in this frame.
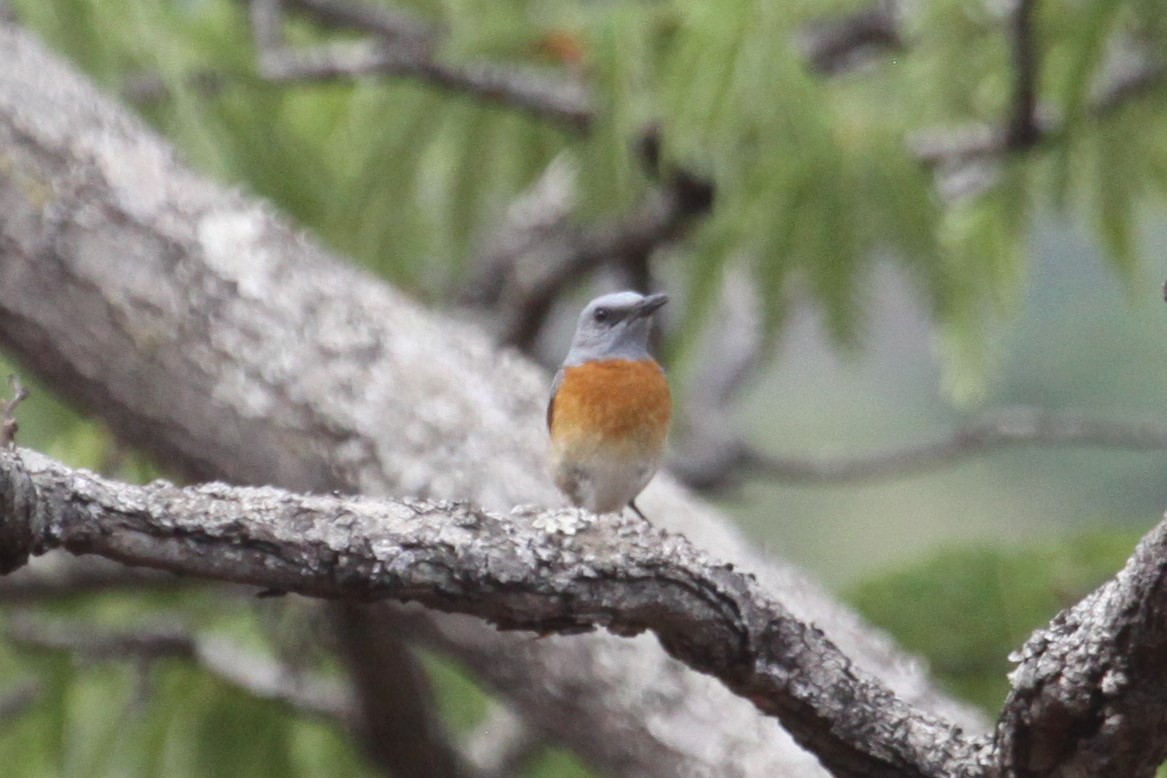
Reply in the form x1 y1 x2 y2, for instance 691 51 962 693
563 291 668 366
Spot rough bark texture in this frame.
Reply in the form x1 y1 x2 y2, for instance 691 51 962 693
5 448 1167 775
995 519 1167 777
0 447 986 776
0 19 989 776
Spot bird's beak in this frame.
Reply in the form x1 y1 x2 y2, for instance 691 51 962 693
633 293 669 319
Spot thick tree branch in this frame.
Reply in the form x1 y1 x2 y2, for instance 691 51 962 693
995 518 1167 776
7 446 1167 775
0 446 983 777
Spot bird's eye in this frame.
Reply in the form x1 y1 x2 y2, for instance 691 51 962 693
593 307 610 323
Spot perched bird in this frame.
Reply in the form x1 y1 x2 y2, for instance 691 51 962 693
547 291 671 518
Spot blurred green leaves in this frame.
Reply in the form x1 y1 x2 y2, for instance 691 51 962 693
10 0 1167 389
846 529 1141 711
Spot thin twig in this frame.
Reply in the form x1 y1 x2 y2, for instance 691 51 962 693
0 680 39 726
800 3 903 76
1 375 29 449
496 168 713 352
911 50 1164 170
245 0 591 131
743 408 1167 485
285 0 438 49
257 40 592 131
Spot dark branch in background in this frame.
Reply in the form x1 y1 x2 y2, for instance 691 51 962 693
0 447 984 777
806 2 1165 201
0 558 190 602
333 603 476 778
6 616 354 722
247 0 592 131
799 2 903 76
0 679 39 726
910 55 1167 167
462 134 715 354
910 48 1164 198
675 407 1167 492
286 0 439 46
669 271 765 491
1005 0 1041 149
1 376 28 449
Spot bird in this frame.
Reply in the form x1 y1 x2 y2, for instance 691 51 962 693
547 291 671 519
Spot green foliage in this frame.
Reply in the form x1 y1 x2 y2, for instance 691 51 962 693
12 0 1167 386
846 529 1142 712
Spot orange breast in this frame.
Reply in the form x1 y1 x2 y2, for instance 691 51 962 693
550 359 671 455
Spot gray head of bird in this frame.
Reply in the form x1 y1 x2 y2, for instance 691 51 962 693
562 291 668 367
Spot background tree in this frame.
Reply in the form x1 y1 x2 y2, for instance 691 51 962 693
2 0 1167 776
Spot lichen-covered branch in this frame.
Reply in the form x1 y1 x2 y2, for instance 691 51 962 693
995 518 1167 776
0 445 982 777
7 446 1167 775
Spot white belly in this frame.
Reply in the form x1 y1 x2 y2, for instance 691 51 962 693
551 449 661 514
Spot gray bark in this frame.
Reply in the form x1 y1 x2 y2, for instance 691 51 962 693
0 19 997 777
0 447 985 775
4 448 1167 775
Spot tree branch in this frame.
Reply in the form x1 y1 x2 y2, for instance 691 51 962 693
284 0 438 46
909 47 1164 182
463 159 714 352
0 375 28 449
333 602 476 778
799 3 903 76
8 446 1167 774
246 0 591 131
5 615 353 721
0 445 982 777
0 679 39 726
1005 0 1041 149
0 556 191 601
995 518 1167 776
678 408 1167 490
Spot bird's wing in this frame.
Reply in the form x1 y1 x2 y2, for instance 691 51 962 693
546 368 565 431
